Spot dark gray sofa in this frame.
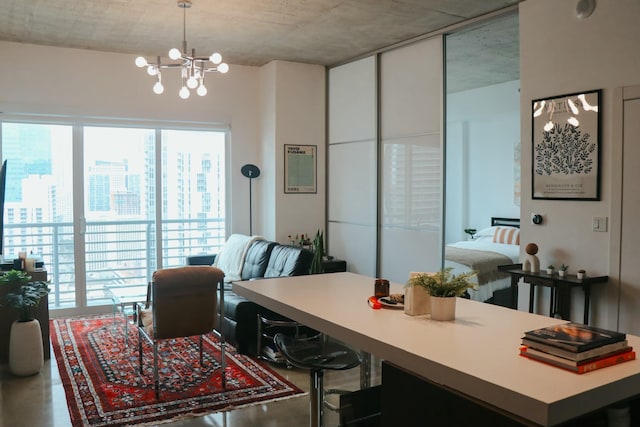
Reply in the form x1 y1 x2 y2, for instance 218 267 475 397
188 237 313 356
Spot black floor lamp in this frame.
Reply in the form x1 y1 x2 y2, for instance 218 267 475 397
241 164 260 235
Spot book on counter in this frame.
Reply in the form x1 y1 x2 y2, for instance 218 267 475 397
521 338 630 362
523 322 626 353
519 345 635 374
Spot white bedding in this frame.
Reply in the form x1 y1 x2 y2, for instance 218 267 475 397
445 239 520 302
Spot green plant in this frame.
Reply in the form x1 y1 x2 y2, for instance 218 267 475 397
406 267 477 298
547 265 555 270
310 229 325 274
0 270 50 322
559 264 569 271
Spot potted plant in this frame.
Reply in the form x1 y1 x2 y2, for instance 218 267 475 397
0 269 50 376
547 265 555 274
407 267 477 321
464 228 477 240
559 264 569 278
310 229 325 274
577 269 586 280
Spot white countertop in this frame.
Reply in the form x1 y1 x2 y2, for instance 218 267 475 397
233 272 640 426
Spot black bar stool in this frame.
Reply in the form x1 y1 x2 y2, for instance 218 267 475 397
274 333 361 427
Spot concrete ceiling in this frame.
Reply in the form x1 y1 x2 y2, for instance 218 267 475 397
0 0 520 91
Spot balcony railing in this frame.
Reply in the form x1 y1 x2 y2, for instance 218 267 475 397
4 218 225 309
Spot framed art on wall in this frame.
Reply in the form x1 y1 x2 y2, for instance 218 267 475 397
284 144 317 193
531 89 601 200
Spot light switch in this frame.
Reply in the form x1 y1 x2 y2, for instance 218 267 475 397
592 216 608 232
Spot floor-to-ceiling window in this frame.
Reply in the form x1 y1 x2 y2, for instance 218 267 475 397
0 120 226 312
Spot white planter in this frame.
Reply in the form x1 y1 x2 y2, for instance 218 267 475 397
547 268 554 275
430 297 456 321
404 286 431 316
559 270 566 278
9 319 44 376
577 271 586 280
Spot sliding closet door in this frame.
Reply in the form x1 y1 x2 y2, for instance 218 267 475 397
379 37 443 282
327 57 377 276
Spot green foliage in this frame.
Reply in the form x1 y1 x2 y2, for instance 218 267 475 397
464 228 477 238
0 270 50 322
559 264 569 271
310 230 325 274
406 267 477 298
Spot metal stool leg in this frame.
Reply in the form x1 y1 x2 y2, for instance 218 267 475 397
310 369 325 427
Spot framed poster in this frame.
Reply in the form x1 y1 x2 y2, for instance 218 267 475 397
532 89 601 200
284 144 317 193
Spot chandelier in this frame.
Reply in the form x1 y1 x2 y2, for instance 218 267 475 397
134 0 229 99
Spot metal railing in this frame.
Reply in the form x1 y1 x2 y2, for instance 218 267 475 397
4 218 225 309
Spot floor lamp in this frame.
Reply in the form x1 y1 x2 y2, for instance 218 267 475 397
241 164 260 235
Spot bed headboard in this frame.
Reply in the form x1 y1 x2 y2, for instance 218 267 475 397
491 217 520 228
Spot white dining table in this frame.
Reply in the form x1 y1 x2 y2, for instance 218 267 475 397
232 272 640 426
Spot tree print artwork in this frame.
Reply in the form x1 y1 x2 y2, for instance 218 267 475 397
531 90 600 200
534 123 596 176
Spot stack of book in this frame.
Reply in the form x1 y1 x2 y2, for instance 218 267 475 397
519 323 635 374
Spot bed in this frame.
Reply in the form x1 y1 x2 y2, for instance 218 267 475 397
445 217 520 307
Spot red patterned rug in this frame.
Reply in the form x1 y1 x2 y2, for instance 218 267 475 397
51 314 304 426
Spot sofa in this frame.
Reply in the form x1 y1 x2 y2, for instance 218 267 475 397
187 235 314 356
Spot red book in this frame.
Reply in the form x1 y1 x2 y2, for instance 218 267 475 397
519 346 636 374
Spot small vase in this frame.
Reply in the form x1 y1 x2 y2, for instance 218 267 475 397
9 319 44 376
430 296 456 321
559 270 566 278
577 271 585 279
547 268 554 275
404 286 431 316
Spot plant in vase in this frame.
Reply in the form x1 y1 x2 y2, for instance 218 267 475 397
0 269 50 376
559 264 569 277
547 265 555 274
577 269 586 280
310 229 325 274
464 228 477 240
407 267 477 320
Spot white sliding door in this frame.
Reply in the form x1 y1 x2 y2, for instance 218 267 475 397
327 57 377 276
379 37 443 282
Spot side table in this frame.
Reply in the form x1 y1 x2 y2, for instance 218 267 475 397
105 285 149 345
498 264 608 324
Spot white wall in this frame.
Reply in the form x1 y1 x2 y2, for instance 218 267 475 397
260 61 326 244
0 41 325 243
446 80 521 242
519 0 640 328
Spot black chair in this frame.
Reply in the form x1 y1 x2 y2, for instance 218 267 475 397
274 333 361 427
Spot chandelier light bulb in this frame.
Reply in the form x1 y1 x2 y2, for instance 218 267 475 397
218 63 229 74
197 84 207 96
135 56 148 68
153 81 164 94
179 86 190 99
169 48 182 60
147 65 157 76
209 52 222 64
187 75 198 89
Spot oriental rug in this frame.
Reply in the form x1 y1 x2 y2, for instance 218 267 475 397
51 314 305 427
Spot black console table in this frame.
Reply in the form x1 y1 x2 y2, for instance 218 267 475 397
498 264 608 324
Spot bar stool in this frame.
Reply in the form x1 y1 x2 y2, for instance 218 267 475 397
274 333 361 427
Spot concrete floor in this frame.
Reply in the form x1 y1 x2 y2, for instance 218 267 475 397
0 346 379 427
